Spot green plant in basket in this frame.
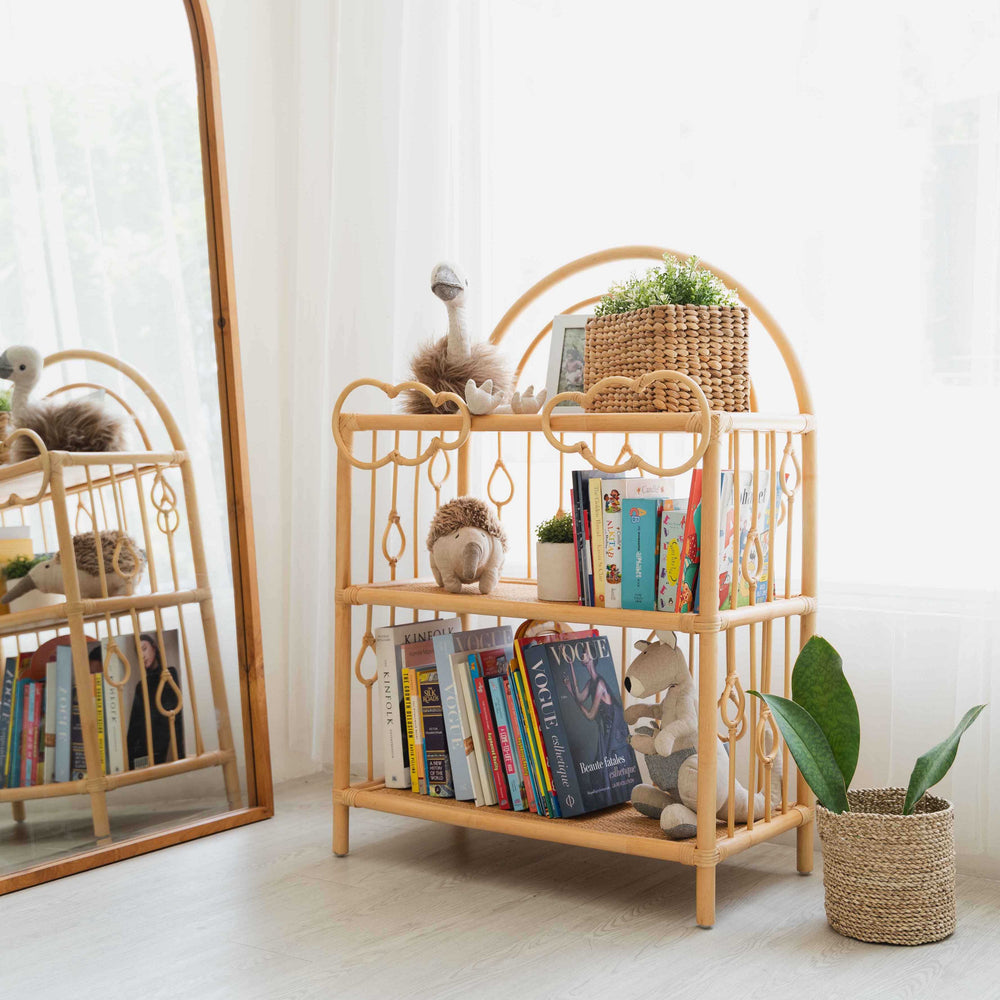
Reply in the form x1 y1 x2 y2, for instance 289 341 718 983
750 636 985 815
594 254 740 317
536 513 574 545
3 554 45 580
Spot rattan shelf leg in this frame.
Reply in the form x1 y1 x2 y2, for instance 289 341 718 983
696 865 716 929
333 428 353 857
11 801 25 823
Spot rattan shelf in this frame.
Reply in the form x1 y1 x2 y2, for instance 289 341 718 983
331 245 819 928
0 350 241 845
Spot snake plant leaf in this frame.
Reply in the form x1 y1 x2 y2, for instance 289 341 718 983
748 690 850 814
791 636 860 786
903 704 986 815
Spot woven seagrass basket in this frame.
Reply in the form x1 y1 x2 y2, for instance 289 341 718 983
815 789 955 946
583 303 750 412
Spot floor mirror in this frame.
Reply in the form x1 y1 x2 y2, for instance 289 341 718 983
0 0 271 892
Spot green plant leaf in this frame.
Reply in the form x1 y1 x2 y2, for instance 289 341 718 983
903 704 986 814
791 635 860 786
748 690 850 813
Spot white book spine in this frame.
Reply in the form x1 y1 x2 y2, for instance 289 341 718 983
43 661 57 784
375 633 410 788
102 675 125 775
452 652 496 806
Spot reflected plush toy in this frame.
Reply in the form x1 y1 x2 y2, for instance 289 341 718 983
625 631 782 839
426 497 507 595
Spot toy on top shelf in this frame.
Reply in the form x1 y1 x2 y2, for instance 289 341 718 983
463 380 548 415
403 262 512 415
0 346 127 463
625 630 782 839
426 496 507 595
0 530 146 604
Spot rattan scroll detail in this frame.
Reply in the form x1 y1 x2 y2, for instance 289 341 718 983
539 370 712 477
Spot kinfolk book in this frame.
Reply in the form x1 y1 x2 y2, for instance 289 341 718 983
523 635 639 817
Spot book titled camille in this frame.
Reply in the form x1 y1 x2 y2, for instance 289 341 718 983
521 635 639 817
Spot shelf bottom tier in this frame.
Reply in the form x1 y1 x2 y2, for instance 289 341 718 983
335 783 812 865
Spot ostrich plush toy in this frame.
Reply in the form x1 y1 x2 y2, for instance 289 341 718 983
2 530 146 603
0 346 127 463
403 263 512 415
426 497 506 594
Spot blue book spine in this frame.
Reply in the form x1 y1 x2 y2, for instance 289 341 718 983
487 676 525 811
506 667 547 816
9 678 25 789
622 499 660 610
0 657 16 790
54 647 74 784
520 644 587 817
431 634 475 801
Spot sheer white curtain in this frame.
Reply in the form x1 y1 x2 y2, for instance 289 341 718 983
223 0 998 870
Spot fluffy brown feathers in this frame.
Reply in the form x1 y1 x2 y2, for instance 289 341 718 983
403 336 513 415
9 398 127 463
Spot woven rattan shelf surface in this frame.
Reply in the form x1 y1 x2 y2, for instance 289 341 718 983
338 579 817 633
336 784 811 865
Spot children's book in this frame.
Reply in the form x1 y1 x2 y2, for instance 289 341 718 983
488 670 526 811
656 502 689 612
375 617 461 789
621 499 660 611
0 656 17 788
738 475 784 606
468 652 510 810
417 669 454 798
573 471 627 605
677 470 703 613
523 634 639 817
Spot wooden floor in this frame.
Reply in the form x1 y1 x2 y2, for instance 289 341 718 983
1 775 997 999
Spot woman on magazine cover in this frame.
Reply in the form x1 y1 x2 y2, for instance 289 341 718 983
126 633 185 769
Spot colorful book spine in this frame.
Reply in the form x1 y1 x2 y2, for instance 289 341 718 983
402 667 418 793
449 652 490 806
504 669 542 814
602 485 623 610
621 499 660 611
656 504 688 612
677 469 703 613
468 653 510 810
511 663 552 816
417 670 454 798
9 678 26 788
0 657 17 789
718 471 750 611
43 661 58 784
431 634 475 801
753 475 783 604
588 479 607 608
408 668 426 793
511 642 561 818
569 488 583 604
69 680 86 781
488 675 525 810
54 648 73 784
92 675 107 776
21 682 39 787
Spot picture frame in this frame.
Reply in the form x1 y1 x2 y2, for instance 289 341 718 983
546 314 590 412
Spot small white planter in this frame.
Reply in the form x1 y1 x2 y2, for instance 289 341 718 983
3 577 64 615
535 542 578 602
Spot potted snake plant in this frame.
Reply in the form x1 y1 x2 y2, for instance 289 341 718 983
750 637 985 945
535 513 577 602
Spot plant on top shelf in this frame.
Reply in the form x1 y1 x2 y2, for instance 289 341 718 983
535 513 577 602
593 254 740 317
749 635 986 945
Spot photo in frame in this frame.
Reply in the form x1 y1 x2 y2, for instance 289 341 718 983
545 315 591 412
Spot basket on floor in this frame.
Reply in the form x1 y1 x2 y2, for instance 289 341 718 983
583 304 750 413
815 788 955 946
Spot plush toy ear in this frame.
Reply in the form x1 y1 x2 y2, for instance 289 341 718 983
654 630 677 649
633 639 650 653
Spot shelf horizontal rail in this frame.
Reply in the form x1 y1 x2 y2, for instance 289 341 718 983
337 579 816 633
337 411 816 435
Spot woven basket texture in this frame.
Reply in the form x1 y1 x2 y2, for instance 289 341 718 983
583 304 749 413
816 788 955 946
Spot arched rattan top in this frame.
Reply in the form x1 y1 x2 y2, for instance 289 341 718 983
487 245 813 415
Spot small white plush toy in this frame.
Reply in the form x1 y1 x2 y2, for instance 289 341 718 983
1 530 146 603
426 496 507 594
625 631 782 839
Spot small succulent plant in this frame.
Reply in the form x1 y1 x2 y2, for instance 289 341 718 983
536 513 574 544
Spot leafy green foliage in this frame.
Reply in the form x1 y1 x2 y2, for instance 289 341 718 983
593 254 740 317
536 514 574 544
903 705 986 814
749 690 851 814
3 554 44 580
791 636 860 786
0 387 11 413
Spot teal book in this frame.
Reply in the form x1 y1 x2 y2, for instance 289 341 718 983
487 674 525 811
54 646 74 784
0 657 16 789
621 499 660 610
8 678 26 788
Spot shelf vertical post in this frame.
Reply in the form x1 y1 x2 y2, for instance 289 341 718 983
456 438 471 630
695 418 722 928
333 425 354 856
49 454 111 843
796 427 818 873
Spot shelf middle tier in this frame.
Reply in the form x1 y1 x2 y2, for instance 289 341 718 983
338 579 817 633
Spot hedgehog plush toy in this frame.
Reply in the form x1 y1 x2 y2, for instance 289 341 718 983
426 496 507 594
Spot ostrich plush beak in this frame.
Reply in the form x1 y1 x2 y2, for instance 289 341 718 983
0 351 12 380
431 263 464 301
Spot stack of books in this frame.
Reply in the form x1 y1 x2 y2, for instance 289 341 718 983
377 619 640 817
568 468 782 613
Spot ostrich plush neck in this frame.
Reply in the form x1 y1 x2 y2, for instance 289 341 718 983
433 263 471 363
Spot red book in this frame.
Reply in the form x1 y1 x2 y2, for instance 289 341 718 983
468 654 510 810
502 674 537 814
677 470 704 613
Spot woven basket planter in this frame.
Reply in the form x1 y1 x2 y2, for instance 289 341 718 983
583 304 750 413
816 789 955 946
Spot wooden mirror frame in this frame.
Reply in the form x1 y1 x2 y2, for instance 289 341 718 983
1 0 272 894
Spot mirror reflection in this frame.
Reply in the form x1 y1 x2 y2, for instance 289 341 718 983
0 0 247 874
